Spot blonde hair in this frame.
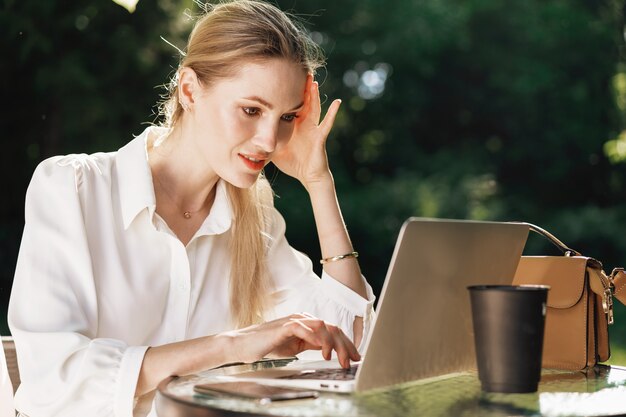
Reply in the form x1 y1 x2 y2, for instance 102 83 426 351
161 0 325 328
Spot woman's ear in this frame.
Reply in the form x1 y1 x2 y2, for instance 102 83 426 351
178 67 200 108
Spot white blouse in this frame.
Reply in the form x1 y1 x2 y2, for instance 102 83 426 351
8 126 375 417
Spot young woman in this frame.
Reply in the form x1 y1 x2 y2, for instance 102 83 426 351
8 1 374 415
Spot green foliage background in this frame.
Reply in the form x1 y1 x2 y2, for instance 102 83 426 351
2 0 626 362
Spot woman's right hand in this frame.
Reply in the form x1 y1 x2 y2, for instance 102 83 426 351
223 313 361 369
137 314 360 396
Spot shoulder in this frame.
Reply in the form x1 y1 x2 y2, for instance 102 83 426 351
30 151 116 194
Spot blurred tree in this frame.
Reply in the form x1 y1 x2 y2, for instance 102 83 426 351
270 0 626 289
112 0 140 13
0 0 194 334
2 0 626 339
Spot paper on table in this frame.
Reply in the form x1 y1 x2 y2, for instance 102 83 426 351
540 387 626 417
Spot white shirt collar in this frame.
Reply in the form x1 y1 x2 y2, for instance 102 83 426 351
115 126 233 235
196 180 232 236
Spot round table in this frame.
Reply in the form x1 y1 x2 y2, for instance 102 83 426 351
156 360 626 417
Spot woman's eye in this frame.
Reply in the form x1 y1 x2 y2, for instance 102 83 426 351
281 113 298 122
242 107 259 116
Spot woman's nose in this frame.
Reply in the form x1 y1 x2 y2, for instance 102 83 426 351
253 122 279 153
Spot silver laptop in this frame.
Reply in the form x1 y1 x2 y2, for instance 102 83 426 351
223 217 529 392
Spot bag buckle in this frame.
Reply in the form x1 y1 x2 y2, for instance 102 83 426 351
605 267 625 325
602 266 619 325
603 288 614 325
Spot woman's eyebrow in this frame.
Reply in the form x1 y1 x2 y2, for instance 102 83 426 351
244 95 274 109
243 96 304 111
289 101 305 111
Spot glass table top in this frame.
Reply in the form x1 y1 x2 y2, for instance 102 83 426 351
156 360 626 417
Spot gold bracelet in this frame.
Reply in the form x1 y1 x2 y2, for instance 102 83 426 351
320 251 359 264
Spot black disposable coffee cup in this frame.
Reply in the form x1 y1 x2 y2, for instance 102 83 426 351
467 285 549 393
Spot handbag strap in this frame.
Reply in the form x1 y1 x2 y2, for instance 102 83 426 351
522 222 582 256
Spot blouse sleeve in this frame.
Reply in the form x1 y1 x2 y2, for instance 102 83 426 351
265 207 376 351
8 158 148 417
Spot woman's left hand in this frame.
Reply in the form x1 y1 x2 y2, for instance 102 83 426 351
271 75 342 189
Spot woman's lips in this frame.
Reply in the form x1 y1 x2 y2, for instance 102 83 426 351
238 153 266 171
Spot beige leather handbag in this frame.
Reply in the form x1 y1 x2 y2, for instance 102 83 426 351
513 224 626 370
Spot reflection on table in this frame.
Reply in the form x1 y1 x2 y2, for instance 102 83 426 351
156 360 626 417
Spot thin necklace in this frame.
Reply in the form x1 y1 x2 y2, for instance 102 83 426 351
153 172 206 219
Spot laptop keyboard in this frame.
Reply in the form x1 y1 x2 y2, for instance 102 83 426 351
279 365 359 381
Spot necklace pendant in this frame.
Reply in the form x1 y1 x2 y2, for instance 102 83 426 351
183 211 192 219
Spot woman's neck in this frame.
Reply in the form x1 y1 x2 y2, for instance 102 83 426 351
148 126 219 211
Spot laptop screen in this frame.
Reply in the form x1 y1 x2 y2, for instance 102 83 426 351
355 218 529 392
